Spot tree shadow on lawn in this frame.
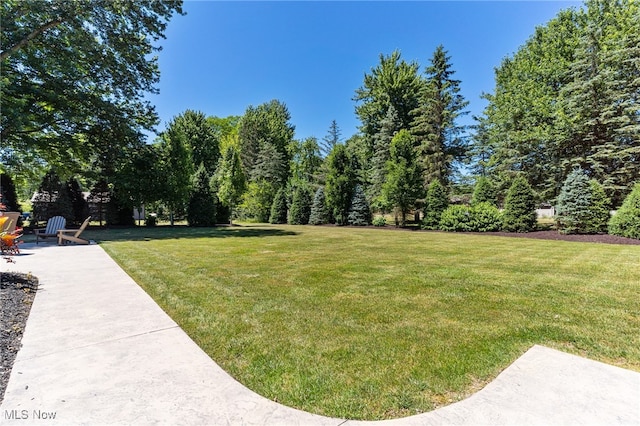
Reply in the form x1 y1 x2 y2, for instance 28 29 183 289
26 224 299 244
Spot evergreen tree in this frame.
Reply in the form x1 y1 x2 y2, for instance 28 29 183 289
321 120 342 158
609 183 640 239
347 185 372 226
411 45 469 187
32 170 72 225
586 179 610 234
309 187 331 225
502 176 537 232
187 164 216 227
471 176 496 206
289 185 312 225
422 180 449 230
0 173 20 212
66 178 89 226
325 145 355 225
269 188 288 224
556 169 592 234
380 130 423 227
88 179 110 227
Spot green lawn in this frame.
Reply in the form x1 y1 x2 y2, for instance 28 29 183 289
91 224 639 420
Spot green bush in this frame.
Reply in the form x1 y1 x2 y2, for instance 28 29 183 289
439 205 472 232
187 165 216 227
471 202 502 232
439 203 502 232
502 176 537 233
372 216 386 227
145 214 157 227
608 183 640 239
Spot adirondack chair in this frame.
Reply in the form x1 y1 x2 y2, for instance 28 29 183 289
0 213 23 255
35 216 67 244
57 216 91 245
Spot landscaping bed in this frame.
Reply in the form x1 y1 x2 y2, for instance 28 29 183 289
0 272 39 404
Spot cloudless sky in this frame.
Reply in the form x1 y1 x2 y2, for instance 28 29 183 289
148 1 581 143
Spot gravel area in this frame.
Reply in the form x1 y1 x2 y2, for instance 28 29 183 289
0 271 39 404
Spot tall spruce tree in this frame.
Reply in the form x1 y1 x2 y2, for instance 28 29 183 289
321 120 342 158
411 45 469 188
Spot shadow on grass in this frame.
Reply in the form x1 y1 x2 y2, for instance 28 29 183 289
21 224 299 244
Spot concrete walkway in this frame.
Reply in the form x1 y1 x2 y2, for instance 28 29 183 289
1 243 639 425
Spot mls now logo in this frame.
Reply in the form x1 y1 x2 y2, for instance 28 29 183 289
4 409 57 420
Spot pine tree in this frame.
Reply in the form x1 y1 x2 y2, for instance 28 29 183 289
289 185 312 225
471 176 496 206
422 180 449 230
321 120 342 158
67 178 89 226
214 146 246 225
32 170 72 225
586 179 610 234
309 187 331 225
187 164 216 227
502 176 537 233
348 185 372 226
88 179 110 226
411 45 469 187
609 183 640 239
556 168 593 234
269 188 288 224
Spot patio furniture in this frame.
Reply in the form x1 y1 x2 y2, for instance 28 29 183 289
0 213 23 255
58 216 91 245
35 216 67 244
0 212 20 233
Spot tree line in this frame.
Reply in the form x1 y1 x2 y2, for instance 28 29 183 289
1 0 638 235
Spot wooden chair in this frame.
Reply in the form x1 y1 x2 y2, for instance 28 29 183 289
58 216 91 245
35 216 67 244
0 213 23 255
0 212 20 234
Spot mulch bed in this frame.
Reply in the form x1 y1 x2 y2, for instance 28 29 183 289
0 271 39 404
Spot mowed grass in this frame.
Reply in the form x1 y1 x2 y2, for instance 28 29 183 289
95 224 640 420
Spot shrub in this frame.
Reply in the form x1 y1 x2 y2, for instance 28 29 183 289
146 214 157 227
372 216 386 227
470 202 502 232
423 180 448 229
608 183 640 239
348 185 372 226
269 188 288 224
502 176 537 232
309 187 331 225
471 176 496 206
289 185 312 225
438 202 502 232
439 205 473 232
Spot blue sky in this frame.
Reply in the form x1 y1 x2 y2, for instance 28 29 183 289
148 1 581 142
